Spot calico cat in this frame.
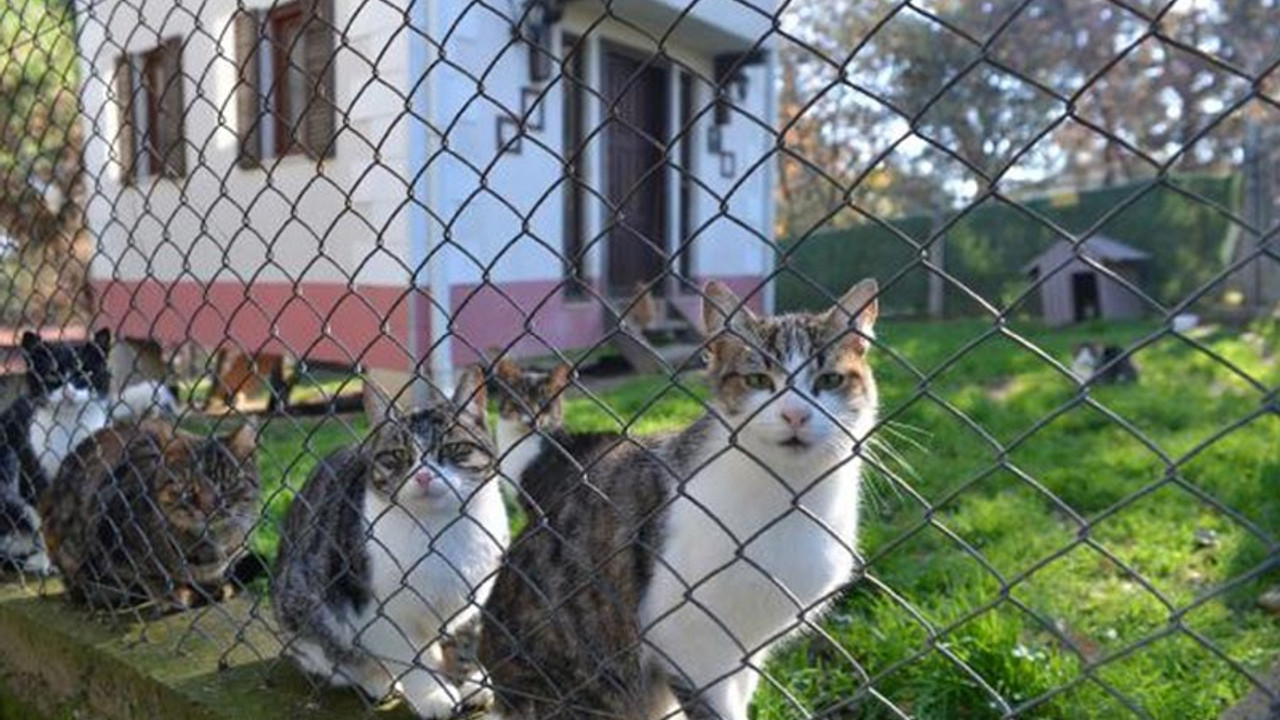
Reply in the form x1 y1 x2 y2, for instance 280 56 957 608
40 419 259 609
273 370 509 719
0 329 112 572
479 279 880 720
490 359 622 518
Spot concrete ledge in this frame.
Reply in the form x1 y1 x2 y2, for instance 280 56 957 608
0 580 412 720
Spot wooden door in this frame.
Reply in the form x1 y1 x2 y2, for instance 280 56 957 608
604 46 668 295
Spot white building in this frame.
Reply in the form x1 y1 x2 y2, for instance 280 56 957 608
74 0 777 381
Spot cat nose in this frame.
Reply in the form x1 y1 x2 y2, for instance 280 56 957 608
781 407 812 429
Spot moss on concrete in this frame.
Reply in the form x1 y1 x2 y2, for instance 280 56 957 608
0 579 414 720
0 683 61 720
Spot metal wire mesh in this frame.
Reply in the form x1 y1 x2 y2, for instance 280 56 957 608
0 0 1277 718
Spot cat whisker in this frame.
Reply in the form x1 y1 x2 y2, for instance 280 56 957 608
860 447 911 497
879 423 931 454
884 419 931 438
868 436 918 480
858 450 905 514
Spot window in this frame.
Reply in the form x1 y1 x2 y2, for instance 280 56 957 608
234 0 336 165
114 38 186 182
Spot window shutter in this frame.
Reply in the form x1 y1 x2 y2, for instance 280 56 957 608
302 0 337 159
160 37 187 177
114 54 135 184
234 9 262 168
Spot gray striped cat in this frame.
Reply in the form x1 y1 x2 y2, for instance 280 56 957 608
273 370 509 719
479 279 879 720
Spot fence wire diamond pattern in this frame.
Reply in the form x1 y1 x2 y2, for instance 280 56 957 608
0 0 1277 719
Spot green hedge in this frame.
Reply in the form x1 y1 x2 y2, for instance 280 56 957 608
776 175 1241 316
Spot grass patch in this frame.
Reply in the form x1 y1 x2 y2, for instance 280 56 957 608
246 318 1280 719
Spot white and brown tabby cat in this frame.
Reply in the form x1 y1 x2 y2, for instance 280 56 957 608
490 360 630 521
273 371 509 719
479 278 880 720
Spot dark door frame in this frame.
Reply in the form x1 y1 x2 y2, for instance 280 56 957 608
601 39 670 297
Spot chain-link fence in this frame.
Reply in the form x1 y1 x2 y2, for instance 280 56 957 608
0 0 1278 718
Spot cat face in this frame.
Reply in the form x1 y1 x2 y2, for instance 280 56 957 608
0 495 41 565
701 279 879 459
153 423 259 533
491 360 572 433
21 329 111 403
364 369 496 508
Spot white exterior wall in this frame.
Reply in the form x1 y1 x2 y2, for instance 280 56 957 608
75 0 776 369
426 0 567 288
428 0 776 291
76 0 413 290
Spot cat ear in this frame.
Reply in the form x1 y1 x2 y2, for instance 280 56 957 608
494 358 522 387
20 331 41 352
224 421 257 461
821 278 878 352
92 328 112 351
702 281 756 337
452 366 487 424
547 363 572 394
362 379 402 424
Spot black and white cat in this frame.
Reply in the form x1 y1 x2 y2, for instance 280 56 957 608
0 329 111 573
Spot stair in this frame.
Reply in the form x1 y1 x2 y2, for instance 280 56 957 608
606 293 704 375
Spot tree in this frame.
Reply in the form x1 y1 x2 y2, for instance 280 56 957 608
0 0 89 325
775 0 1280 235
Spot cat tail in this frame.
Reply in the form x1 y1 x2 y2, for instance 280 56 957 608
275 565 369 671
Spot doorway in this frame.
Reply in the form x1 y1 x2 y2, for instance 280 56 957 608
603 43 668 296
1072 272 1100 322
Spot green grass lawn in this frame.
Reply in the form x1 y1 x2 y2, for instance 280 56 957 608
248 318 1279 720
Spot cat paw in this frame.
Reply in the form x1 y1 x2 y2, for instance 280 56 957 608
22 552 54 576
170 585 198 610
456 674 494 711
403 686 461 720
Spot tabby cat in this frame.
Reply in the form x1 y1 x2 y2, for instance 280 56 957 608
40 419 259 609
273 371 508 719
491 359 622 518
0 329 112 573
479 279 880 720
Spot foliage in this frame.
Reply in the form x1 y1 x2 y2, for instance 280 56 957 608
775 174 1240 317
775 0 1278 235
0 0 79 233
0 0 86 324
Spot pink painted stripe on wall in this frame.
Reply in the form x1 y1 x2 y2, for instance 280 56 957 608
94 274 768 370
93 279 421 371
447 275 766 365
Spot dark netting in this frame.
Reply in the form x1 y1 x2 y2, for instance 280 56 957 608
0 0 1277 718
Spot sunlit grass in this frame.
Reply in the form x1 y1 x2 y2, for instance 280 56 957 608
247 317 1279 719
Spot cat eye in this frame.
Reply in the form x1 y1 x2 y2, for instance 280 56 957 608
813 372 845 392
440 442 487 466
375 449 410 470
742 373 774 392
